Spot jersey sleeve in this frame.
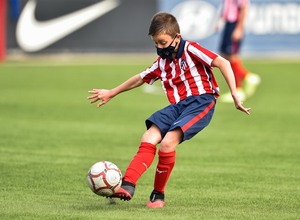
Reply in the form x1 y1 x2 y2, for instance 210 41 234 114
187 42 218 67
139 60 161 85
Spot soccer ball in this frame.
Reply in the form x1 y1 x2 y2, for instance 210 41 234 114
87 161 122 197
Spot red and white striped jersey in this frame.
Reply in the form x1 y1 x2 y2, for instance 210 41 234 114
140 40 220 104
221 0 249 22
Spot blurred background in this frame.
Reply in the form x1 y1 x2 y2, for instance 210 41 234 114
1 0 300 61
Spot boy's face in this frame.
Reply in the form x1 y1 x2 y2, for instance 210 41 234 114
151 33 180 50
151 33 181 59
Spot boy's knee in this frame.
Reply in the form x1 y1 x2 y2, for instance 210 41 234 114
160 139 177 152
159 128 182 152
141 129 161 145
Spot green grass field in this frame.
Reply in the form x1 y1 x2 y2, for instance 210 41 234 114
0 56 299 220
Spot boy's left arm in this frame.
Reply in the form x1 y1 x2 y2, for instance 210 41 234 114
212 56 251 115
88 74 144 108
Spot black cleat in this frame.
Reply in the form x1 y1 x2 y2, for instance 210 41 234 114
109 179 135 201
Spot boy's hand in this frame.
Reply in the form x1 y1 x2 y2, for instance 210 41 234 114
87 89 112 108
232 94 251 115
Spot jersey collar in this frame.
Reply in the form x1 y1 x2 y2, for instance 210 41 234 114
175 38 186 59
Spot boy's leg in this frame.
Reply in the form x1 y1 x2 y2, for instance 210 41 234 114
111 142 156 200
147 128 181 208
111 125 162 201
124 142 157 185
147 96 215 208
153 150 176 194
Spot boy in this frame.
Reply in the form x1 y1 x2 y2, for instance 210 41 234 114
88 12 251 208
217 0 261 102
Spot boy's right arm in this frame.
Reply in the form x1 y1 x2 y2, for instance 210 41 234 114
87 74 144 108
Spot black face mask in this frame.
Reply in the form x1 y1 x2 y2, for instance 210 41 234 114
156 35 178 59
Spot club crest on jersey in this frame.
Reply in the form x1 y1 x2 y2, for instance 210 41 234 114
180 59 188 71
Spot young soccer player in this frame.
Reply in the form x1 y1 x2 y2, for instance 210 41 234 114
88 12 251 208
217 0 261 102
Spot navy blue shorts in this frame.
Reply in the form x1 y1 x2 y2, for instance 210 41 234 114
145 94 216 142
220 21 243 55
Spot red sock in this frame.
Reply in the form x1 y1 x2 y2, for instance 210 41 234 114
230 59 248 88
123 142 156 185
153 150 176 194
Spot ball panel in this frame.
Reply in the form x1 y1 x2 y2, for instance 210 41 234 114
96 188 113 196
106 170 121 185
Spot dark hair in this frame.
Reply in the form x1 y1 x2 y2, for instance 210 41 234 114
148 12 180 37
